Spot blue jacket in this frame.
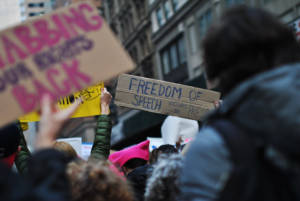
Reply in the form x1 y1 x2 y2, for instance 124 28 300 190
180 63 300 201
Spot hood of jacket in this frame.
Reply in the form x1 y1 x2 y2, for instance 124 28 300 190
208 63 300 157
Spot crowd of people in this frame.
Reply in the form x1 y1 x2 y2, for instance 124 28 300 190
0 5 299 201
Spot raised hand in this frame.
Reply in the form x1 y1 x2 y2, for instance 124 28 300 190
101 88 112 115
35 94 81 150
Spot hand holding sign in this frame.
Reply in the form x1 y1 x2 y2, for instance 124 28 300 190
101 87 112 115
35 94 81 150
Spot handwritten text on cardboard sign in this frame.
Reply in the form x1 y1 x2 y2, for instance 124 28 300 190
115 74 221 121
0 2 134 127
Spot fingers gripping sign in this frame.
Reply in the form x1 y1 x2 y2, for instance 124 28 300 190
100 87 112 115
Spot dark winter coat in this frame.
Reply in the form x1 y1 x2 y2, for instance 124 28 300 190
127 164 153 201
180 64 300 201
0 149 71 201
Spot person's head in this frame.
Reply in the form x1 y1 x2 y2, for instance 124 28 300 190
67 160 134 201
149 144 178 164
0 123 21 168
144 154 183 201
109 140 150 175
53 141 77 160
122 158 147 175
157 144 177 154
203 5 300 95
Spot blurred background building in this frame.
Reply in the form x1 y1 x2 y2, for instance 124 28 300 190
0 0 22 30
19 0 54 21
103 0 300 149
52 0 102 13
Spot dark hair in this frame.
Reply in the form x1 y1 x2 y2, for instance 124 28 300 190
149 149 160 164
203 5 300 95
123 158 147 169
157 145 177 154
149 145 178 164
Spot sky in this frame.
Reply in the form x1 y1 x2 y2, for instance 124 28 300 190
0 0 21 30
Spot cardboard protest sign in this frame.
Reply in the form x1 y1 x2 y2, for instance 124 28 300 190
0 2 134 127
115 74 221 121
19 82 104 122
81 142 93 161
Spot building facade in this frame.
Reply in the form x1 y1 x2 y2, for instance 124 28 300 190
150 0 300 86
52 0 102 13
101 0 155 114
109 0 300 148
101 0 162 148
103 0 154 79
19 0 54 21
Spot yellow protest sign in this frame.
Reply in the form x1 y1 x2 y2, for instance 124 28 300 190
19 82 104 122
20 122 29 131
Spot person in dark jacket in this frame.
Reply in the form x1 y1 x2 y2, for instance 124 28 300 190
15 87 113 175
0 123 21 168
89 87 112 160
127 144 178 201
0 93 80 201
180 5 300 201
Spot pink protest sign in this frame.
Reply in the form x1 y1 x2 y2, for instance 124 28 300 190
0 2 134 127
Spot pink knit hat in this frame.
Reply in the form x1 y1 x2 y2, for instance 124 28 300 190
109 140 150 168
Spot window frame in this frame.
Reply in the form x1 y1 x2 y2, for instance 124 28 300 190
160 35 187 76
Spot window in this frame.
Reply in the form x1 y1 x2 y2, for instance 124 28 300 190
162 50 171 74
164 1 173 20
135 1 145 20
152 12 159 32
225 0 245 7
50 0 56 7
188 24 198 53
156 7 165 26
160 36 187 75
263 0 273 4
28 2 44 7
170 44 179 69
198 9 212 39
149 0 155 5
172 0 179 11
29 12 42 16
178 37 186 63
